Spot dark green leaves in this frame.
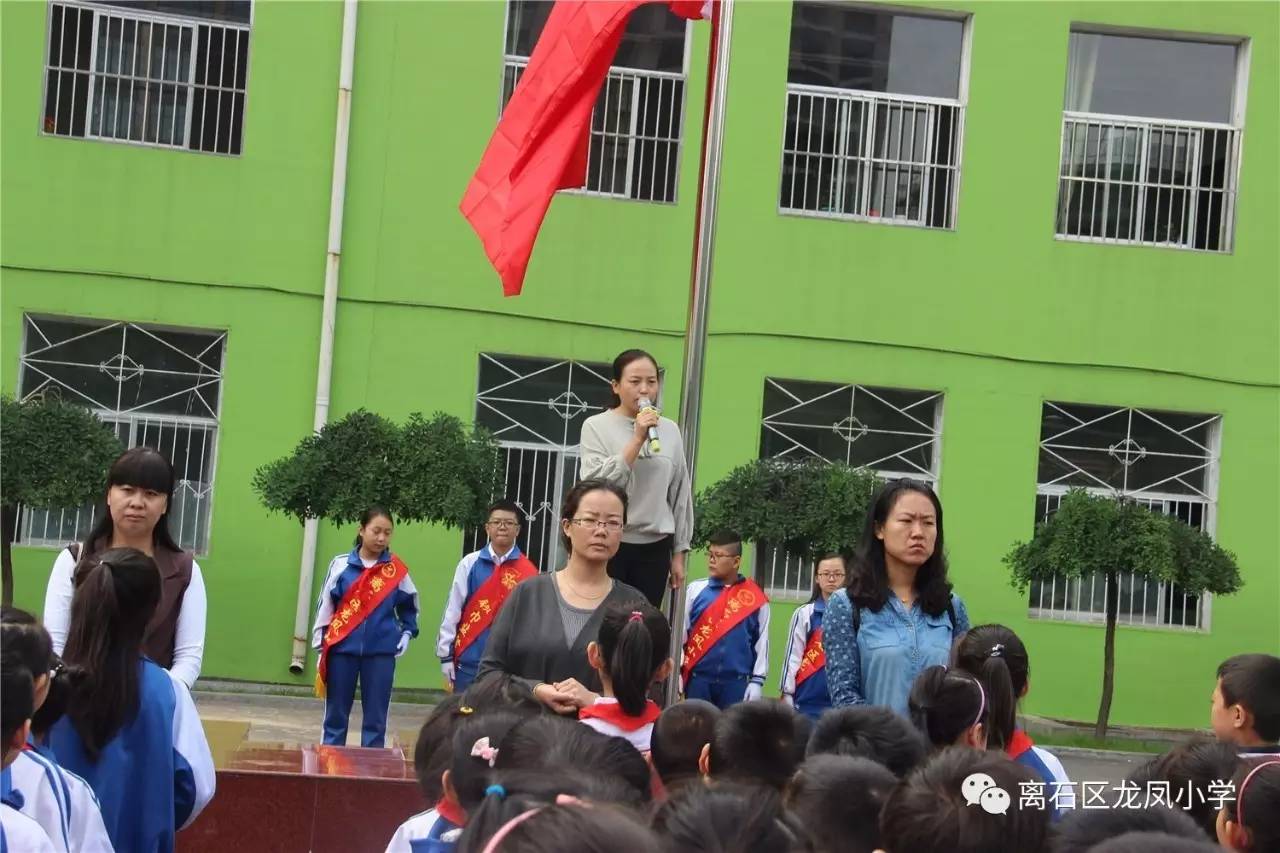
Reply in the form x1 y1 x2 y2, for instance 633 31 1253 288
1 395 122 510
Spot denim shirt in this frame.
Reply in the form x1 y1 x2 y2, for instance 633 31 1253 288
824 587 970 717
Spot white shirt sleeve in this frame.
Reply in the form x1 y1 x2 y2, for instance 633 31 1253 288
750 603 771 686
436 553 476 661
169 561 206 688
311 556 348 651
0 806 58 853
780 605 809 697
63 771 114 853
43 548 78 655
167 672 215 829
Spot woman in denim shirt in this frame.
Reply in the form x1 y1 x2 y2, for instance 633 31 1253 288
825 480 970 717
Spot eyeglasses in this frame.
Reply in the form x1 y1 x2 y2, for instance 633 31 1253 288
486 520 520 529
816 572 846 580
569 518 624 532
708 551 740 561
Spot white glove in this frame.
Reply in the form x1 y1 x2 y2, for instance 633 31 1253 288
781 693 794 707
441 660 456 684
395 631 411 658
744 683 762 702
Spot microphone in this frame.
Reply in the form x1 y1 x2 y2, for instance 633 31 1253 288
637 396 661 454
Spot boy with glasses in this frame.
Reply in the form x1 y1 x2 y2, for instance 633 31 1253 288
436 500 538 692
680 531 770 709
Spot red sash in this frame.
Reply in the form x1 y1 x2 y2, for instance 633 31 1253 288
316 555 410 697
453 555 538 658
681 579 767 684
579 699 661 732
794 626 825 686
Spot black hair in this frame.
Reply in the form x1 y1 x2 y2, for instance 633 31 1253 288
1217 654 1280 741
653 783 814 853
908 665 988 749
879 747 1049 853
485 500 522 521
1142 737 1243 839
809 552 848 603
952 623 1030 750
785 754 895 853
607 349 660 409
461 671 544 717
495 715 651 804
1223 759 1280 853
847 479 952 617
707 531 743 557
1052 804 1203 853
709 699 808 791
806 705 927 778
63 547 161 760
559 479 629 554
353 506 394 549
458 767 660 853
413 693 466 801
80 446 182 555
0 607 87 738
650 699 720 787
448 711 525 813
1087 833 1223 853
1 651 34 749
595 600 669 716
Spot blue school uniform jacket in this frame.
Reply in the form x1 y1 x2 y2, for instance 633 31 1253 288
311 548 420 656
47 660 215 853
435 544 530 673
780 599 831 713
1 747 112 852
682 576 770 685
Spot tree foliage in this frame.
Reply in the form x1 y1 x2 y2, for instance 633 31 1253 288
1 394 123 511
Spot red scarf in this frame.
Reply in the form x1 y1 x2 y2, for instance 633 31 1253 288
1005 728 1034 760
579 699 661 732
435 796 466 827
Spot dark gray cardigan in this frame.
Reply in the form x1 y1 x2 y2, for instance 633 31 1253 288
477 573 648 692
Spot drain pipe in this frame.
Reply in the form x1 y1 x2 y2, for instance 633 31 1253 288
290 0 358 674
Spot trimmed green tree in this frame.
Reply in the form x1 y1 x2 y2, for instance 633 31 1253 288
0 395 123 605
1004 488 1242 737
693 458 880 557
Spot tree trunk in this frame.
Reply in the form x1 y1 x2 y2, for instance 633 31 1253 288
1095 569 1119 739
1 505 17 606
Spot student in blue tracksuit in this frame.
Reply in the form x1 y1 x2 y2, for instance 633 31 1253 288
681 532 770 710
436 500 537 694
2 655 56 853
779 553 847 720
312 507 420 747
46 548 215 853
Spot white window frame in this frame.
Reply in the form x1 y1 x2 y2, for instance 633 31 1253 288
498 0 693 203
777 3 972 231
1028 401 1223 632
1054 25 1250 253
16 314 225 555
41 0 253 156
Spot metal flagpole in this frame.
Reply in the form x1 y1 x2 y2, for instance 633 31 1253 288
665 0 735 706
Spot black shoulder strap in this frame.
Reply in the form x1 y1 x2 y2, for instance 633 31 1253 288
851 602 860 634
947 598 957 630
68 542 80 559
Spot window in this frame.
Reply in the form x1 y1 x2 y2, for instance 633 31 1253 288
780 2 968 229
501 0 689 202
17 314 225 554
1055 29 1247 252
755 377 943 599
466 354 616 571
1029 401 1222 630
43 0 251 155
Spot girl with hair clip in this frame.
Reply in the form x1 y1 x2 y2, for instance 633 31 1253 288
579 601 672 752
780 552 846 720
0 608 111 853
312 506 420 748
1218 759 1280 852
44 447 207 687
952 623 1074 816
47 548 215 853
908 665 989 750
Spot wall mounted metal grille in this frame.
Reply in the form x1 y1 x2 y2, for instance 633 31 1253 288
1029 402 1222 630
17 314 225 554
464 354 614 572
43 1 251 155
755 378 943 600
1055 116 1239 252
500 1 688 203
780 87 962 228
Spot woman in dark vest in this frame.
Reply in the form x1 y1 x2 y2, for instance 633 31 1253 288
43 447 206 687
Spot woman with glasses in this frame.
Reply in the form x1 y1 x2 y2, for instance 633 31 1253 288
580 349 694 608
779 553 847 720
477 480 648 715
435 499 538 693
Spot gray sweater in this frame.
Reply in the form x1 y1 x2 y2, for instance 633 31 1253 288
579 409 694 552
477 573 648 693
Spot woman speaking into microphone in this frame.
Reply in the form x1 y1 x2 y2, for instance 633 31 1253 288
580 349 693 608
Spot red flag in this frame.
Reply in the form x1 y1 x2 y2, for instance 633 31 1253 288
461 1 709 297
